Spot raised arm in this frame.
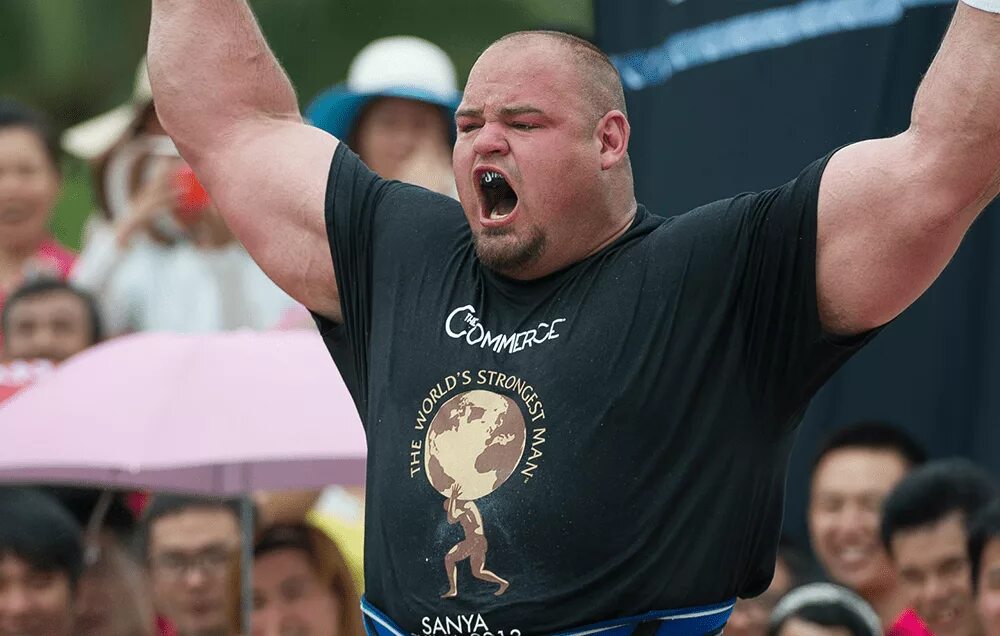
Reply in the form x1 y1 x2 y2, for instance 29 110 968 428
148 0 342 321
817 2 1000 335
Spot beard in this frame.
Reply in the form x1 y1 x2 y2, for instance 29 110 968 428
472 225 547 275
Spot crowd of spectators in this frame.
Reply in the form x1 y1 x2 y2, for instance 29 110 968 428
1 28 999 636
0 34 459 636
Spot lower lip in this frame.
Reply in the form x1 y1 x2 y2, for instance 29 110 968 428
479 201 520 229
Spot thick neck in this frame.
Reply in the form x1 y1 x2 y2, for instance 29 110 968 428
501 193 639 282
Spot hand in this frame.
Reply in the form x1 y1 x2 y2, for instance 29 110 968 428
185 205 235 248
114 161 181 246
397 136 455 197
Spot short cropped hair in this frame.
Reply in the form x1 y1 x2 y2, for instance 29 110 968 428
1 278 105 347
492 31 627 121
968 498 1000 588
811 420 927 477
138 494 246 558
0 98 61 173
0 487 84 588
881 458 998 550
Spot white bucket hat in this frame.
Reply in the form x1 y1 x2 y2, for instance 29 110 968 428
305 36 461 142
62 58 153 160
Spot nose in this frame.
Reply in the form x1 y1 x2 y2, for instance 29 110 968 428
472 122 510 157
923 575 950 605
27 328 58 357
834 503 872 537
0 172 17 195
182 565 209 588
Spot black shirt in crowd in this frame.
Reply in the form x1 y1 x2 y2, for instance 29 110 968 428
313 145 871 635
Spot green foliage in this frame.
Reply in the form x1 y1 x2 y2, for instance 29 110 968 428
0 0 592 249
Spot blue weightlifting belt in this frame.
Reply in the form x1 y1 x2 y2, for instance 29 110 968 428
360 596 735 636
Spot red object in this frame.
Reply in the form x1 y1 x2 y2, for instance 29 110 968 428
0 360 54 405
888 609 934 636
126 491 151 516
172 164 212 222
155 616 178 636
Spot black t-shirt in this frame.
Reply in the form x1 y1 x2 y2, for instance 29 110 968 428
315 145 870 634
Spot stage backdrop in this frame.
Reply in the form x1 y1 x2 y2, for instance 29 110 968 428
595 0 1000 546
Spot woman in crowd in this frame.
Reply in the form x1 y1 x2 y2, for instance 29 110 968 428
305 35 460 198
238 522 364 636
64 59 295 336
75 534 155 636
0 99 76 336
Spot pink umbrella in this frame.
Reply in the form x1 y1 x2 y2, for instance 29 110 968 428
0 330 366 492
0 329 366 631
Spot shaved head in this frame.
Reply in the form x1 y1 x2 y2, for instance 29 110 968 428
455 29 636 281
490 31 628 124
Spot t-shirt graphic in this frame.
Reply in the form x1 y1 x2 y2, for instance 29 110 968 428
313 145 874 634
428 389 521 597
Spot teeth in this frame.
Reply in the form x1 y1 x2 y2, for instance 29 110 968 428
481 171 503 185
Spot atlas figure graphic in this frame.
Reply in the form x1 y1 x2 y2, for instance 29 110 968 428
441 483 509 598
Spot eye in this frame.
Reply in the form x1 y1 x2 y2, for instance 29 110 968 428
457 122 481 133
16 163 40 177
512 122 538 131
27 571 58 589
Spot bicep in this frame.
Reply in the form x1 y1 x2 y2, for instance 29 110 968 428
188 120 343 321
816 135 977 335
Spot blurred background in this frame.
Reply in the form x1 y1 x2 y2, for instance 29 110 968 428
3 2 1000 635
0 0 592 250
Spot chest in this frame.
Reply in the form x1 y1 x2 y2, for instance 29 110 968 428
363 252 748 483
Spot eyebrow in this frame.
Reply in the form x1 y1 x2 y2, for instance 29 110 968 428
455 105 547 119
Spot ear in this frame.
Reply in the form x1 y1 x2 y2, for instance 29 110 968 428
596 110 630 171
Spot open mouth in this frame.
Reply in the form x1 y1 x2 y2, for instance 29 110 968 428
477 170 519 224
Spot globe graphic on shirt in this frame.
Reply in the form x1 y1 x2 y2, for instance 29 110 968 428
424 390 527 501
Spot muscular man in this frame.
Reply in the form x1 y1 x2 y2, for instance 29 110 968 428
441 485 509 599
148 2 1000 633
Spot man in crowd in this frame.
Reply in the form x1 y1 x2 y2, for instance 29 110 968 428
881 459 998 636
808 421 926 627
140 495 242 636
148 0 1000 631
0 488 83 636
968 499 1000 636
1 278 103 363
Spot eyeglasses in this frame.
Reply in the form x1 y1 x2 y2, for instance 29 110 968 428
150 546 234 580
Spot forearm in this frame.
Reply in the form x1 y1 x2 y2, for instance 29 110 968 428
909 2 1000 214
148 0 301 156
